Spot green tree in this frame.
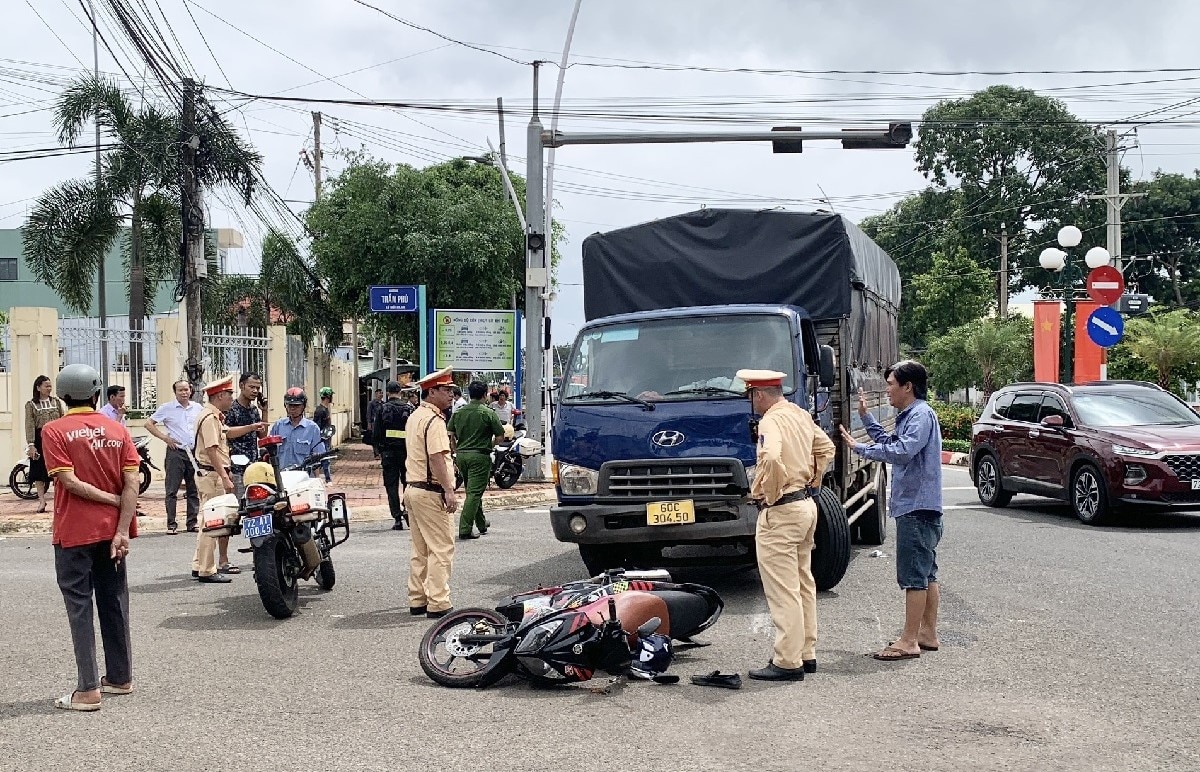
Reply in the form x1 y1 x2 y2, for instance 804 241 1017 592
1122 171 1200 308
306 155 555 354
905 245 995 349
1119 308 1200 391
915 85 1107 296
22 75 261 401
926 316 1032 397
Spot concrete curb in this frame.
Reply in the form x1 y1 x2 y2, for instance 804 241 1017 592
941 451 969 466
0 489 560 538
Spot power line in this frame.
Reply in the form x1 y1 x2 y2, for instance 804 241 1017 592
348 0 529 66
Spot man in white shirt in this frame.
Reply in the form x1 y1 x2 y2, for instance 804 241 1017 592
98 386 126 426
451 386 468 415
144 380 203 534
489 390 515 424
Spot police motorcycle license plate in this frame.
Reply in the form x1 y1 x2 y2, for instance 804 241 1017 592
1193 479 1200 491
242 513 274 539
646 500 695 526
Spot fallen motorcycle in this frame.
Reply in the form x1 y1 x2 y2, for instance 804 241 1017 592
201 435 350 619
419 568 722 688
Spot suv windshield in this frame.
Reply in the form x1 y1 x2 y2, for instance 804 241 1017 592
561 314 795 402
1072 390 1199 427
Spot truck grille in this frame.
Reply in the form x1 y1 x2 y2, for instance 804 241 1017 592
1163 454 1200 479
602 460 744 498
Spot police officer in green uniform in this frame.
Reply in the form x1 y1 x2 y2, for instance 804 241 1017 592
447 380 506 540
374 380 415 530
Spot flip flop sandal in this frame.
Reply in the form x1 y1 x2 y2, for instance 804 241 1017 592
872 646 920 662
690 670 742 689
218 564 242 574
890 640 939 652
54 693 100 712
100 679 132 695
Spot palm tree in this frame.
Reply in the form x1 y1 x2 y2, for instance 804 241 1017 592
1123 309 1200 390
22 75 261 404
926 316 1032 398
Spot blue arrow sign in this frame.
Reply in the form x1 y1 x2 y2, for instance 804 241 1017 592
1087 305 1124 348
369 285 419 313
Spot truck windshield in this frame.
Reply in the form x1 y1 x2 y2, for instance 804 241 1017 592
561 314 796 402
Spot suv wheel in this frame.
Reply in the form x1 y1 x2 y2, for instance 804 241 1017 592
975 454 1012 508
1071 463 1112 526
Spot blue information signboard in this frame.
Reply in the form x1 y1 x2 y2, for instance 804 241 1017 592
369 285 419 313
1086 305 1125 348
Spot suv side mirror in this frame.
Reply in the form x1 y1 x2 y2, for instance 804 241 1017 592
1040 415 1065 429
818 345 836 389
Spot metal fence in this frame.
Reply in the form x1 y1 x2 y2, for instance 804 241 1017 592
203 324 270 383
59 316 164 411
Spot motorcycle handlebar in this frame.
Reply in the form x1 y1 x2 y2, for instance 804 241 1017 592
282 450 337 472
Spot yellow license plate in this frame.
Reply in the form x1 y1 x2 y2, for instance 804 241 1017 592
646 500 695 526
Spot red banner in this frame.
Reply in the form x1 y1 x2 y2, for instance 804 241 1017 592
1073 300 1103 383
1033 300 1061 383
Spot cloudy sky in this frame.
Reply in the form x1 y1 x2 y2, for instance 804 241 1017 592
4 0 1200 345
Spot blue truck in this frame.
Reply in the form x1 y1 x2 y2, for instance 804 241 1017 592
550 208 901 590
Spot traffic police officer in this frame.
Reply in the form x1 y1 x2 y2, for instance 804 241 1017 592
402 368 460 618
191 375 236 584
739 369 835 682
447 380 506 539
374 380 414 530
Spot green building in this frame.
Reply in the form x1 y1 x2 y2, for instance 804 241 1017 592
0 227 242 317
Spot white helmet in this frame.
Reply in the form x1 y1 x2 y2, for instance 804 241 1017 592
57 364 103 403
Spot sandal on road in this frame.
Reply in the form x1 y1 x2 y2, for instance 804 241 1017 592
218 564 241 574
872 646 920 662
100 679 132 695
54 693 100 712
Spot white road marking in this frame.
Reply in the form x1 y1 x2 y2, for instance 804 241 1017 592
944 486 977 491
523 508 551 514
945 504 990 510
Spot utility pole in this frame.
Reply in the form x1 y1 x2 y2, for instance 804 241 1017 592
497 97 517 311
181 78 206 396
523 62 547 480
1086 129 1145 273
89 0 108 384
998 222 1009 318
312 111 323 200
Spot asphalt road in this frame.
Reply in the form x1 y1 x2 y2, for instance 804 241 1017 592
2 466 1198 771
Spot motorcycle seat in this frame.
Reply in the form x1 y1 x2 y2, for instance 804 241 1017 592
654 591 712 639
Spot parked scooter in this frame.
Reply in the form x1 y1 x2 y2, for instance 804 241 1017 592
419 568 723 688
202 435 350 619
490 421 542 489
10 436 157 499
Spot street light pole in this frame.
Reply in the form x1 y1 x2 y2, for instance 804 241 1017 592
1039 226 1112 384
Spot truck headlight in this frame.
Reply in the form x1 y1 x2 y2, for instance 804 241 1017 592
558 464 599 495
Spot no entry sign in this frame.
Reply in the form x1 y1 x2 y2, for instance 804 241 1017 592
1086 266 1125 306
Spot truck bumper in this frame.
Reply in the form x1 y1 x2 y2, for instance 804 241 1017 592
550 499 757 545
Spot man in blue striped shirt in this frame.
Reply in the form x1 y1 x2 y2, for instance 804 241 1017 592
840 360 943 663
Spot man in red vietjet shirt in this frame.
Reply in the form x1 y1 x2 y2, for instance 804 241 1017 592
41 364 140 712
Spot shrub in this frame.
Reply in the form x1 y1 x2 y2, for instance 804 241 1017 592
930 400 977 441
942 439 971 454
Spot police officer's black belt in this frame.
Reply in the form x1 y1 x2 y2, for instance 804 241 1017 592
409 481 445 493
760 488 812 510
198 465 231 473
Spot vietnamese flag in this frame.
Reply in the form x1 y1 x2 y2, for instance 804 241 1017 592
1033 300 1061 383
1073 300 1103 383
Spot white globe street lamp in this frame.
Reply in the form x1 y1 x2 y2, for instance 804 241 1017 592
1085 246 1112 269
1057 225 1083 248
1039 247 1066 271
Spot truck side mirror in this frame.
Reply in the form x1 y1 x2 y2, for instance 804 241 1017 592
818 345 836 388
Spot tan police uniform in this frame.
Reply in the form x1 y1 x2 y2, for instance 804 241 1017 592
402 368 456 613
740 369 836 670
191 377 233 578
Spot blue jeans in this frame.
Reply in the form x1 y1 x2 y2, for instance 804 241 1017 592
895 510 943 590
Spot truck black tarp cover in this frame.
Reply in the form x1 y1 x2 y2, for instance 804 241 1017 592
582 208 901 368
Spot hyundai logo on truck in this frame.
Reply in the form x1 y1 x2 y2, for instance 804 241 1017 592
651 430 686 447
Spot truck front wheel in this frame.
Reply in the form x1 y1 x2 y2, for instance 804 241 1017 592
811 487 851 591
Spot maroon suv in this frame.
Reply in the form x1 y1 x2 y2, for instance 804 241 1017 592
970 381 1200 525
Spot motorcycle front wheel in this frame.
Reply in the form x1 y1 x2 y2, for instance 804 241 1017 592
9 463 38 500
419 607 508 688
138 463 152 495
253 536 300 619
493 461 520 489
